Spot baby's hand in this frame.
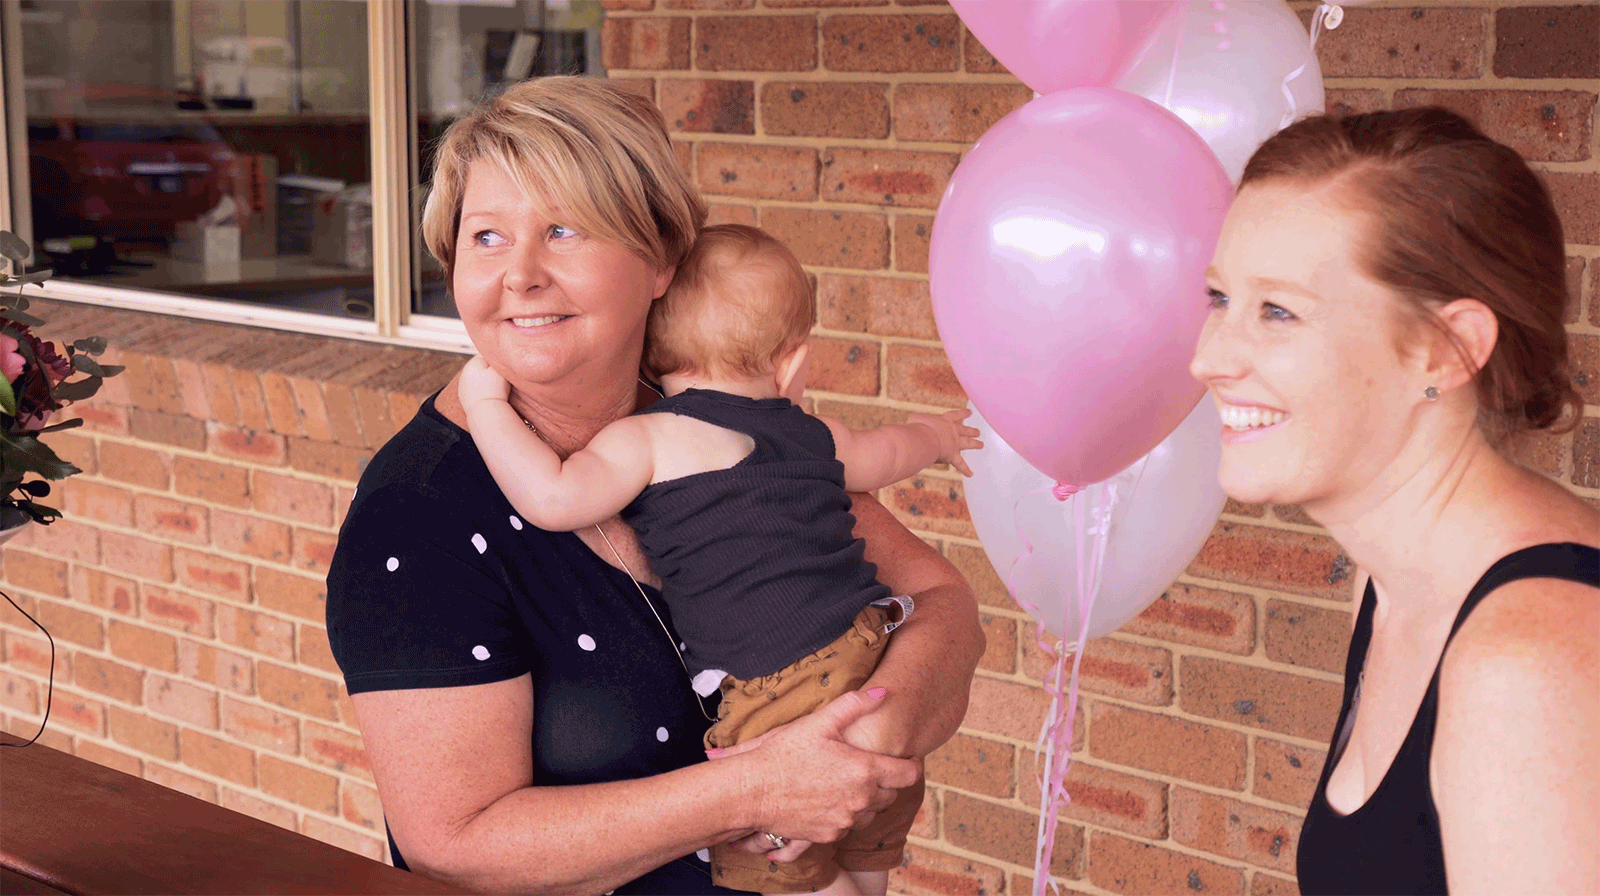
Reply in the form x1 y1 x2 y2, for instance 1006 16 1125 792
908 409 983 477
458 355 512 408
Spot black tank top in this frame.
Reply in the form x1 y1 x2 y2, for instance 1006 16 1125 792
1296 542 1599 895
622 388 890 681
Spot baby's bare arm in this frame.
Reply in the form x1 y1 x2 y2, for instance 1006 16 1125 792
819 409 982 491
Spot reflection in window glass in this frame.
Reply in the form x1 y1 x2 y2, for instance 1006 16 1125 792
408 0 606 320
18 0 374 320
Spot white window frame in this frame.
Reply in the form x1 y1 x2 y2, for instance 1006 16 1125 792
0 0 475 353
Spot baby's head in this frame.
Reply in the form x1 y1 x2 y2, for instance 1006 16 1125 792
644 224 813 383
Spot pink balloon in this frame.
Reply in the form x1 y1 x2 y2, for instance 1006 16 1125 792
951 0 1181 94
929 87 1232 487
963 400 1226 642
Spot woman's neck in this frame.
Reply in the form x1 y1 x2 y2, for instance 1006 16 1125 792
1304 419 1529 618
508 374 652 459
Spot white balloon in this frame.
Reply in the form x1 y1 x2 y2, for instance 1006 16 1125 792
1115 0 1325 183
965 400 1227 643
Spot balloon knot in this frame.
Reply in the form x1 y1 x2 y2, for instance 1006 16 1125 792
1051 481 1081 501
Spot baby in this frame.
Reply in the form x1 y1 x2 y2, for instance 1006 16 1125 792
459 223 980 896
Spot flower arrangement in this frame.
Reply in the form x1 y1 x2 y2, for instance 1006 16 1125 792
0 230 123 528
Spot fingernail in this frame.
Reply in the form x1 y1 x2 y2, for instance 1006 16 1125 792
865 686 888 699
705 747 723 756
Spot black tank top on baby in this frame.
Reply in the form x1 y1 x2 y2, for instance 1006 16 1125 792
622 388 890 681
1296 542 1599 895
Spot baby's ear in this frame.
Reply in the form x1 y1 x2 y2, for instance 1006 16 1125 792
774 341 811 403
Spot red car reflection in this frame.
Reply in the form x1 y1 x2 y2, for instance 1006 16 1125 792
28 85 239 246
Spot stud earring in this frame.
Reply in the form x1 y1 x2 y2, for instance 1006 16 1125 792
1424 386 1439 401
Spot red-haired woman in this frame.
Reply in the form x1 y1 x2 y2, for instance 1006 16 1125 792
1191 108 1598 895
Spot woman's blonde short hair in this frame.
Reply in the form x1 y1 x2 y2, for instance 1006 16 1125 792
644 224 814 381
421 76 706 280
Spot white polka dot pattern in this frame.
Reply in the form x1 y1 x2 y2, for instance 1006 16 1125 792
577 634 596 651
509 515 524 530
695 849 710 863
472 645 490 661
655 726 668 742
471 533 487 554
385 557 399 572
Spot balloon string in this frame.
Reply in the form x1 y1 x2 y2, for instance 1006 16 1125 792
1309 3 1332 52
1278 60 1310 129
1161 0 1190 110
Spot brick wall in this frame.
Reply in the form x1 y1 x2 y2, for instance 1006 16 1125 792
0 1 1595 892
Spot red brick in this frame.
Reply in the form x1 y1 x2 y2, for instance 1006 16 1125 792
1393 89 1595 163
74 652 145 704
119 352 185 415
292 528 339 576
97 441 172 490
288 377 333 443
944 790 1083 878
146 673 219 729
1253 736 1327 810
37 600 105 649
1090 702 1247 790
257 661 342 722
319 381 366 448
3 550 69 597
817 273 935 339
142 586 215 636
300 816 385 862
964 674 1055 743
1271 503 1318 526
761 81 889 138
107 619 178 672
228 367 272 433
695 142 818 201
76 739 144 776
822 14 960 73
1323 88 1387 117
341 779 384 831
254 566 327 623
664 0 751 7
886 475 972 537
180 727 257 786
1573 418 1599 489
222 696 300 755
1572 331 1599 404
299 624 339 676
1125 583 1256 655
173 455 251 508
894 83 1032 144
892 215 932 274
1263 599 1350 675
286 438 371 482
106 705 179 759
145 762 217 803
170 357 212 421
220 786 297 832
821 147 955 209
57 479 135 527
179 640 254 695
0 670 40 716
807 335 879 397
603 16 692 71
74 403 130 436
209 425 288 466
28 518 101 565
762 207 888 270
101 531 175 582
885 343 965 406
976 612 1016 674
134 494 209 545
259 370 303 437
1508 427 1567 477
199 359 240 427
1314 7 1485 79
1190 521 1353 601
889 843 1006 896
705 202 757 226
1019 753 1169 840
259 754 339 815
945 542 1010 610
173 548 249 603
1567 256 1585 325
211 510 293 564
1021 632 1173 707
4 631 61 679
44 430 96 475
925 731 1013 799
1088 831 1246 896
304 720 374 780
216 604 295 662
696 15 817 71
51 689 107 735
659 78 753 134
1494 5 1600 78
128 408 207 450
1252 872 1300 896
961 23 1008 75
1179 656 1343 741
1171 787 1301 874
909 786 937 839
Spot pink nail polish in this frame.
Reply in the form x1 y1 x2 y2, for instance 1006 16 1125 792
705 747 723 756
865 686 888 699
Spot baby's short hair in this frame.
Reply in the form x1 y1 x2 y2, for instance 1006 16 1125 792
644 224 814 381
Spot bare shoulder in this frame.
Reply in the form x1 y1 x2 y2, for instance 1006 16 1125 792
1440 569 1599 712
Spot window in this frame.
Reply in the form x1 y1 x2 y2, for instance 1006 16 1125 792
0 0 606 348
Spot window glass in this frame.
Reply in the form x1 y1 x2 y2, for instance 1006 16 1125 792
17 0 374 319
407 0 606 320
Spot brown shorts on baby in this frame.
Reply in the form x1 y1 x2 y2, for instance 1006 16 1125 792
704 602 923 893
